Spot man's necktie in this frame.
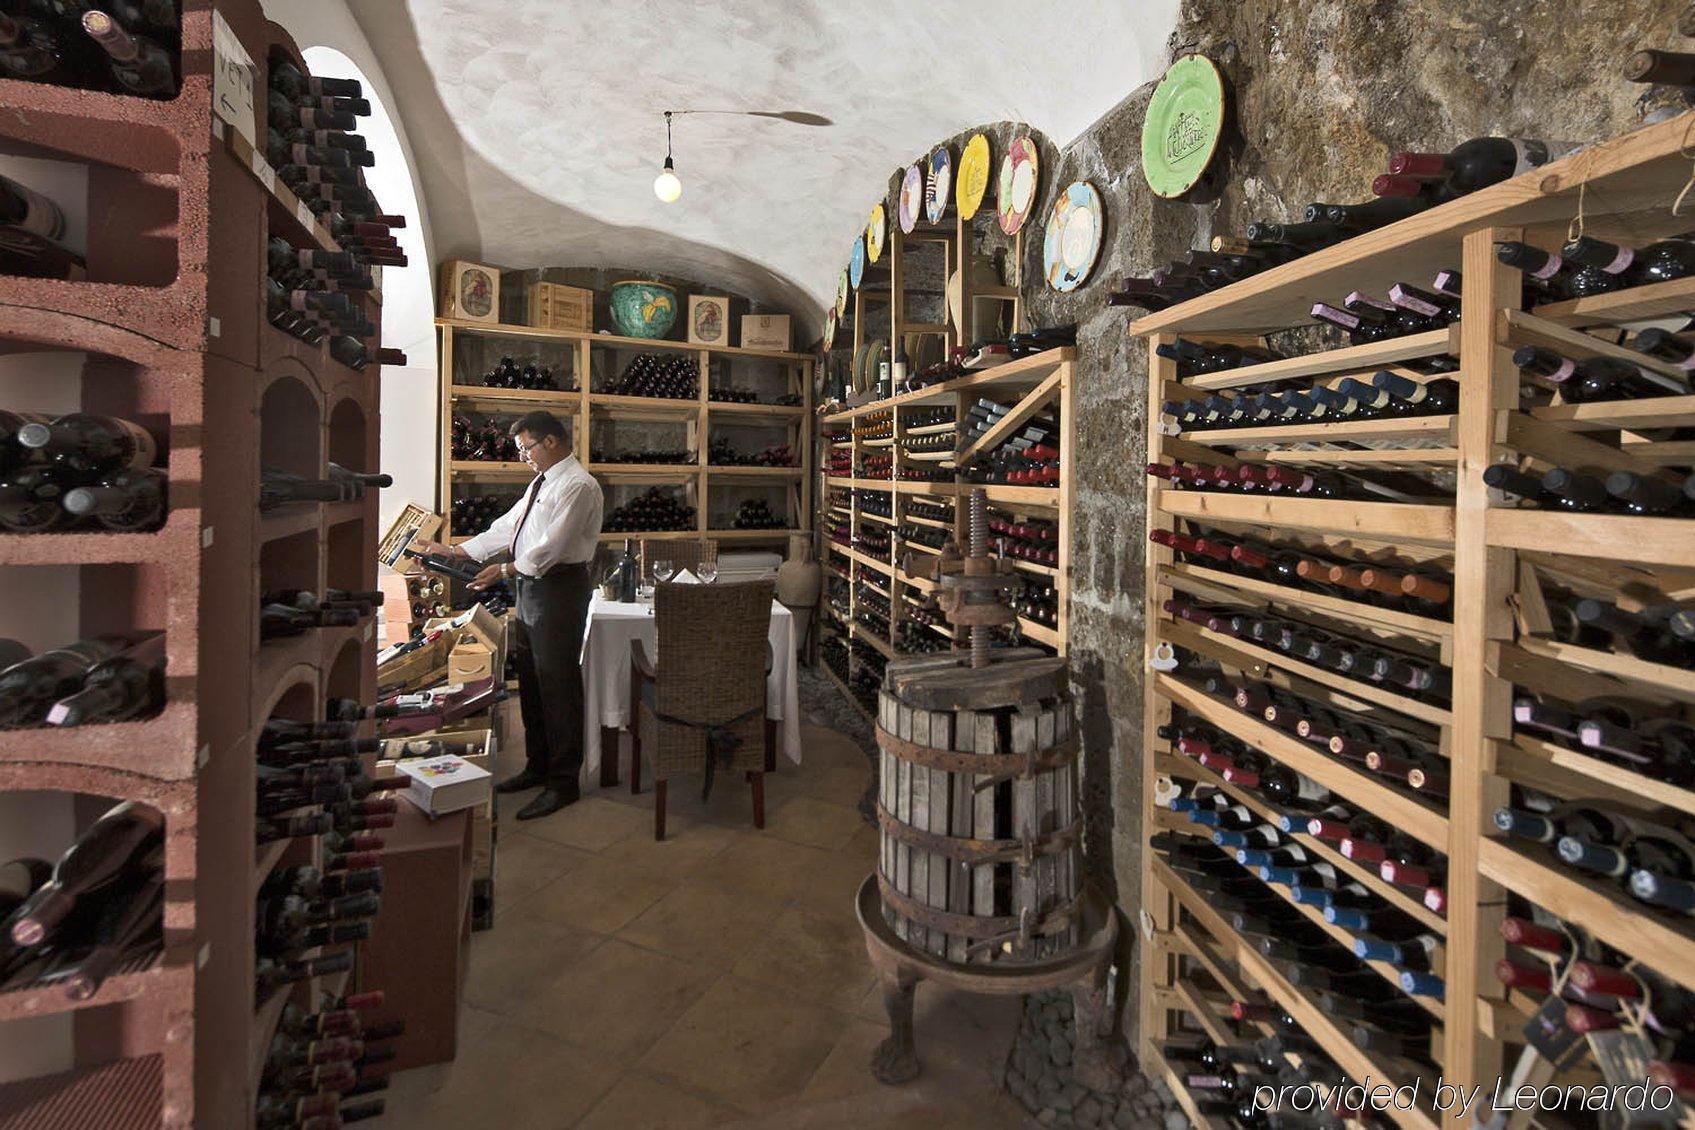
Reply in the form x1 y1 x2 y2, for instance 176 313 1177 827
508 475 543 561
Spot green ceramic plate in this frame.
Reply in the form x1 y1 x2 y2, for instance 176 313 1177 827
1142 54 1225 199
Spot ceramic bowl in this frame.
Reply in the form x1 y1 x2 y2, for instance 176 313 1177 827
609 280 678 338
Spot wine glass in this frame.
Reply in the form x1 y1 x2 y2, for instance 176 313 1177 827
653 559 675 584
697 561 718 584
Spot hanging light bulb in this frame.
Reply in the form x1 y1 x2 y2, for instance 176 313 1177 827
653 111 682 203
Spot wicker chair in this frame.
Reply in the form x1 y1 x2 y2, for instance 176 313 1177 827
630 580 775 840
639 538 716 584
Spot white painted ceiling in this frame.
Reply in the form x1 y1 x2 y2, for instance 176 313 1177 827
353 0 1180 329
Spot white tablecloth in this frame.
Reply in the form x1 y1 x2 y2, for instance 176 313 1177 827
580 593 802 776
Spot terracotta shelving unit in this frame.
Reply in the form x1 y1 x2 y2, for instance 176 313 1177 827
435 318 812 552
0 4 381 1125
816 348 1074 716
1133 110 1695 1129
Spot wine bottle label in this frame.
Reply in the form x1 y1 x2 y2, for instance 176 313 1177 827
1511 138 1551 174
1527 255 1563 280
1601 246 1636 274
1389 285 1442 317
1294 774 1329 803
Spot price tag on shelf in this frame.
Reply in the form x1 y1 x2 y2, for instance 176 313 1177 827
211 11 257 150
248 148 274 194
296 201 315 231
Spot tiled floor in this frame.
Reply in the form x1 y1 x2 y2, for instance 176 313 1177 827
383 703 1033 1129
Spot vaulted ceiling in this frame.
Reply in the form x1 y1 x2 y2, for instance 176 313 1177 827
351 0 1179 329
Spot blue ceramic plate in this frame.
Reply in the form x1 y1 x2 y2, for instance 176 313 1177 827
849 233 866 289
1042 181 1103 292
926 146 952 225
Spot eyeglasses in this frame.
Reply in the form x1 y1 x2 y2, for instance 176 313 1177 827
516 437 543 456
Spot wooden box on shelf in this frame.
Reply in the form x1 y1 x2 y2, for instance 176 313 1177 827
741 313 791 351
438 259 501 323
526 280 593 333
377 503 444 576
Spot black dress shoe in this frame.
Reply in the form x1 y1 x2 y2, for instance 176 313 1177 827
516 786 579 820
495 769 546 794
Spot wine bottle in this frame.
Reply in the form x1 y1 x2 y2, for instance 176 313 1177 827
0 634 139 727
0 857 50 920
80 10 175 97
1564 235 1695 287
260 603 360 641
9 801 163 946
255 950 354 995
43 631 165 726
0 173 84 280
1387 137 1549 194
60 468 165 532
17 413 156 478
1495 240 1619 298
57 868 162 1000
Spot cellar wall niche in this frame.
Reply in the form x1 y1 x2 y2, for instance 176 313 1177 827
874 0 1695 1051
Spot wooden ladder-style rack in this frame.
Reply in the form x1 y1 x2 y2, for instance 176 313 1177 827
1135 110 1695 1129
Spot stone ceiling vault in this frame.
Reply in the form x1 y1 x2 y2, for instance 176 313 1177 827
351 0 1180 331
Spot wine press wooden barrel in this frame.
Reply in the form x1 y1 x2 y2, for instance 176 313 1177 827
874 649 1082 965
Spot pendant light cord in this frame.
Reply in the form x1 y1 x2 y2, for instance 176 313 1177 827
665 111 674 162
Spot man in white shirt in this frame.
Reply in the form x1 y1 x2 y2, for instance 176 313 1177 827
413 411 603 819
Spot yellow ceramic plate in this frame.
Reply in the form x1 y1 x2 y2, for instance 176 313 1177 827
957 133 990 220
823 306 837 352
835 269 849 318
867 203 887 263
997 136 1040 235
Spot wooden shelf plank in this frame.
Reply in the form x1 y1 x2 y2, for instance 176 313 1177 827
449 385 577 407
1527 393 1695 432
707 402 806 419
1156 752 1447 933
1494 732 1695 820
821 347 1076 422
449 460 533 478
902 422 958 437
1155 673 1450 851
847 546 894 575
1487 508 1695 567
1152 859 1442 1130
1177 328 1458 392
1245 446 1460 468
1018 618 1060 648
1478 837 1695 989
706 465 804 479
1160 491 1455 546
1530 274 1695 328
954 371 1063 466
1503 309 1695 385
1146 1056 1232 1130
1516 635 1695 704
587 393 699 417
1129 110 1695 334
1182 413 1456 447
852 623 895 659
1160 562 1452 645
436 316 810 361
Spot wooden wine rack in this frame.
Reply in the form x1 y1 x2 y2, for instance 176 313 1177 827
0 4 382 1125
817 348 1075 716
434 318 813 548
1135 109 1695 1129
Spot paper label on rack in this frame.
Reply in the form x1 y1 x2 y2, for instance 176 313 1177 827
211 11 257 150
296 201 315 231
248 149 274 194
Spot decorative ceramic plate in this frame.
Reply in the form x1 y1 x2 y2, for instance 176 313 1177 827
1043 181 1103 292
1142 54 1226 198
898 164 923 234
997 136 1040 235
867 203 887 263
957 134 990 220
849 233 866 289
925 146 952 225
823 306 837 352
865 338 885 390
835 269 849 318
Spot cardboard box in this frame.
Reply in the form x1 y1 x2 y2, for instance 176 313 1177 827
396 754 492 816
687 295 730 345
378 728 496 776
527 281 593 334
740 313 791 352
448 640 493 684
439 259 501 323
376 630 451 694
425 601 507 677
377 504 444 576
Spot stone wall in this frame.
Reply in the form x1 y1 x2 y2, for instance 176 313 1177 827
1008 0 1691 1054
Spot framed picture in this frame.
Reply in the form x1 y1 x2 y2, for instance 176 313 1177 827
687 294 729 345
439 259 500 323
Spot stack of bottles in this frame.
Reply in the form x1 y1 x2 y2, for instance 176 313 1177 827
450 492 522 538
1486 462 1695 517
1147 460 1448 504
824 445 854 478
732 498 784 530
990 512 1057 566
1012 576 1059 630
852 523 890 557
0 800 163 1000
905 499 952 523
847 639 885 712
857 452 893 480
1109 136 1553 311
709 439 795 467
603 487 694 533
822 635 851 686
707 382 760 404
0 631 165 729
898 521 948 550
855 586 891 638
0 410 165 533
593 447 693 466
450 414 521 463
962 415 1061 486
895 618 949 655
0 3 178 97
1514 688 1694 785
254 990 394 1129
473 356 562 391
1159 371 1458 435
856 490 892 520
604 354 697 400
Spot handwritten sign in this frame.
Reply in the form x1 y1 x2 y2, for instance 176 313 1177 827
211 11 256 149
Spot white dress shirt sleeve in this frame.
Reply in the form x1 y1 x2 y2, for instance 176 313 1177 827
513 475 599 577
456 495 523 563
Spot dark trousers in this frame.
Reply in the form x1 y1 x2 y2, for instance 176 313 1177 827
510 563 594 789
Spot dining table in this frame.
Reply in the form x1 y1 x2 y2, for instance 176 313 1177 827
578 588 802 784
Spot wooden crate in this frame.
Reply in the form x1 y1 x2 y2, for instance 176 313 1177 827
377 503 444 575
526 280 593 334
